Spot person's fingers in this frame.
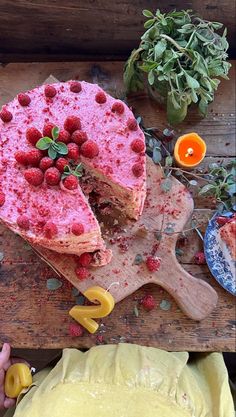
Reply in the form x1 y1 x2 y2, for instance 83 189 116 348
4 397 16 408
0 369 5 410
0 344 11 368
3 359 11 372
10 357 31 368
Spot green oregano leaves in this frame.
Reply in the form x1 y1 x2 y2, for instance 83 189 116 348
124 9 231 124
36 126 68 159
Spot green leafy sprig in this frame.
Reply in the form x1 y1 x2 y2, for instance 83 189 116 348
61 163 83 180
124 9 231 124
36 126 68 159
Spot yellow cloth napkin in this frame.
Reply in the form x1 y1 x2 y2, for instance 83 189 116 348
5 344 234 417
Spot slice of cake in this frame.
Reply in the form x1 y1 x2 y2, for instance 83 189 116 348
219 219 236 261
0 81 146 259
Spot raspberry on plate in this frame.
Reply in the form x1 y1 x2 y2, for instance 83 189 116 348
67 143 80 161
39 157 54 171
71 223 84 235
55 157 68 173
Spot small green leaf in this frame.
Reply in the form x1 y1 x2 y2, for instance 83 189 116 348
154 40 167 59
48 147 57 159
134 254 143 265
185 73 200 89
161 178 172 192
57 142 68 155
160 299 172 311
52 126 59 140
199 99 208 116
152 147 162 164
142 9 153 18
144 18 155 29
46 278 62 291
165 156 173 166
36 137 52 150
199 184 217 195
189 179 198 186
164 226 174 234
148 70 155 85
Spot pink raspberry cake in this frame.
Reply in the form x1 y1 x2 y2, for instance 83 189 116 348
0 81 146 259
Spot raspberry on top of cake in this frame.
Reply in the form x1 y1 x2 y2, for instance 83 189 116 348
0 81 146 260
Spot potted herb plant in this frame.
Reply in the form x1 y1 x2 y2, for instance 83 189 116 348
124 9 231 124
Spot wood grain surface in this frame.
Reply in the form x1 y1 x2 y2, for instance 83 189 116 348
0 61 235 351
0 0 235 61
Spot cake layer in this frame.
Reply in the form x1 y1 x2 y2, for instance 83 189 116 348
0 81 146 257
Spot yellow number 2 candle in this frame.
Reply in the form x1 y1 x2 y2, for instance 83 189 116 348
5 363 32 398
69 286 115 334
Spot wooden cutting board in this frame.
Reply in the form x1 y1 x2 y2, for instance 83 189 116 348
33 158 218 321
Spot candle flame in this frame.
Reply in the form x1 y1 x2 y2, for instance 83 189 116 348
185 147 194 158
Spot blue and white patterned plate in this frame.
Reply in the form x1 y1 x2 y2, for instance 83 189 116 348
204 212 236 296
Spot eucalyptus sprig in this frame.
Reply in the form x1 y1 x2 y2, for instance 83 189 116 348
61 163 83 180
36 126 68 159
124 9 231 124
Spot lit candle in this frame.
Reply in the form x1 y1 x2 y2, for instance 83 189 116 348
69 286 115 334
5 363 32 398
174 132 207 169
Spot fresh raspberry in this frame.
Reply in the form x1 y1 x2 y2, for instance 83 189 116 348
64 116 81 133
131 139 145 153
111 101 124 114
95 91 107 104
26 127 42 146
194 251 205 265
39 157 54 171
44 85 57 98
17 215 30 230
44 221 58 239
0 108 13 123
71 130 88 146
80 140 99 158
55 157 68 173
70 81 82 93
140 294 156 311
58 129 71 144
18 93 31 106
45 167 61 185
69 323 84 337
63 174 78 190
78 252 93 267
127 118 138 131
43 122 55 138
15 151 28 165
17 93 31 107
132 163 144 177
75 266 89 280
71 223 84 235
24 168 44 186
0 191 5 207
146 256 161 272
25 149 43 166
67 143 80 160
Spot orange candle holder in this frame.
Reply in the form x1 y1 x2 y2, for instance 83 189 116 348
174 132 207 169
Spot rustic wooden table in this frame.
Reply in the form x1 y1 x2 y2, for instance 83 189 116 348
0 62 235 351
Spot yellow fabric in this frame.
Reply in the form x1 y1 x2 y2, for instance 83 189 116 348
6 344 234 417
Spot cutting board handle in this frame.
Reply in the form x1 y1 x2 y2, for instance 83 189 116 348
157 260 218 321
